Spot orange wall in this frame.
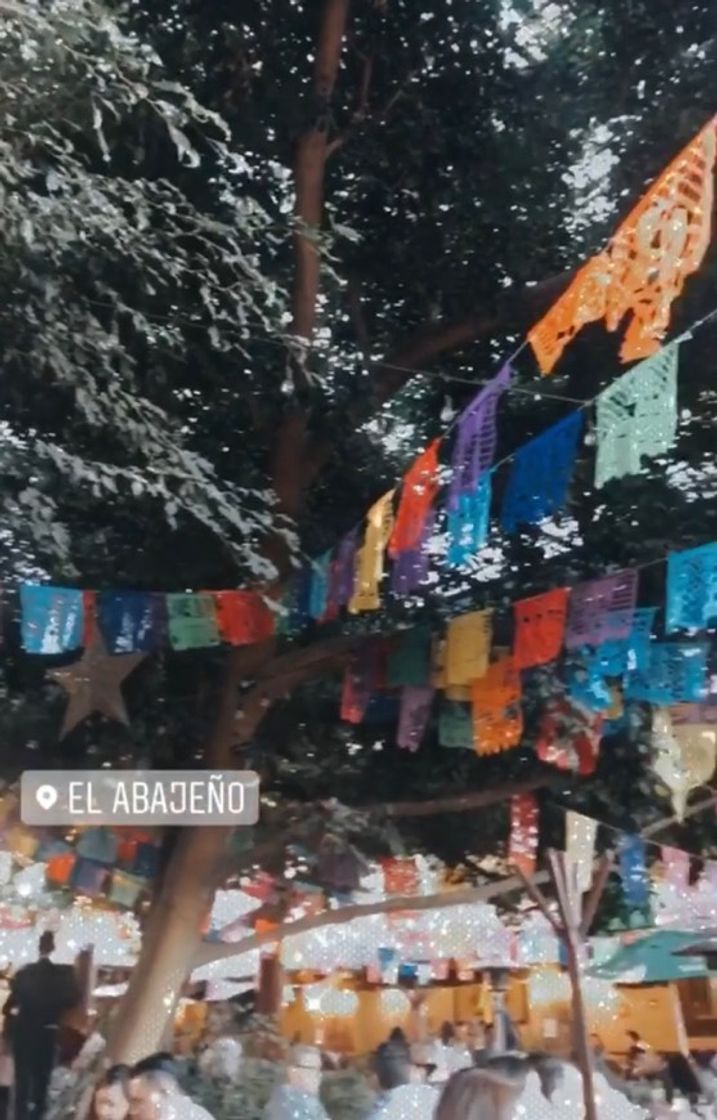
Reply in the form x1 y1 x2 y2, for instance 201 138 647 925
279 974 704 1058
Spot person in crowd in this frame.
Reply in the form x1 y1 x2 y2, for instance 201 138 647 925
263 1045 329 1120
197 1035 242 1083
386 1028 410 1058
129 1053 214 1120
3 931 81 1120
435 1059 527 1120
367 1042 438 1119
436 1023 473 1075
94 1066 131 1120
625 1031 650 1076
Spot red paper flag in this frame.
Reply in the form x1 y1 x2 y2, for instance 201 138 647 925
382 857 419 896
513 587 570 669
213 591 275 645
388 440 440 556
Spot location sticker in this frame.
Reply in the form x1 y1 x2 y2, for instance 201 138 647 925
35 784 59 812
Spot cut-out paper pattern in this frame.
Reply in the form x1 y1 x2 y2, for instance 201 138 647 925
444 609 492 686
565 811 598 894
397 685 434 752
625 642 709 704
387 626 432 687
308 552 331 621
666 542 717 633
438 701 474 749
536 697 603 776
340 648 378 725
391 513 434 596
592 607 656 675
382 857 418 896
166 592 220 650
529 119 717 373
471 655 523 754
565 654 613 711
97 591 158 654
595 345 679 488
214 591 275 645
565 568 638 649
513 587 570 669
448 363 511 510
618 834 650 908
349 490 395 613
447 473 492 569
328 528 359 614
509 792 539 877
501 411 583 532
389 440 440 555
20 585 84 654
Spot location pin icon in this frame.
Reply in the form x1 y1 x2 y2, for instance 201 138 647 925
36 784 58 812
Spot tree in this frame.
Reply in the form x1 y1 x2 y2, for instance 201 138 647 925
2 0 716 1059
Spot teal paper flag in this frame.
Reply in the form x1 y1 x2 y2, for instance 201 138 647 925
166 593 220 650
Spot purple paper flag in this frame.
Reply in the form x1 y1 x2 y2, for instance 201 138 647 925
448 363 512 510
397 685 435 751
565 568 638 649
391 514 434 597
332 528 359 607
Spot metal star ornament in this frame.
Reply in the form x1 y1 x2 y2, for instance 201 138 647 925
48 635 145 738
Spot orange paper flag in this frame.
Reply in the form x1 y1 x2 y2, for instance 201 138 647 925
529 118 716 373
471 654 523 754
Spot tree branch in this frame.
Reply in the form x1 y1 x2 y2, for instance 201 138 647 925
379 771 568 818
368 269 574 410
193 868 549 968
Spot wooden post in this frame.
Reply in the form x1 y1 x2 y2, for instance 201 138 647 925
257 953 284 1016
517 848 614 1120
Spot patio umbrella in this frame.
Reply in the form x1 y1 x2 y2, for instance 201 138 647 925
673 932 717 970
588 930 709 984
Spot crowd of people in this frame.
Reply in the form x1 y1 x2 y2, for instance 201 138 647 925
4 935 717 1120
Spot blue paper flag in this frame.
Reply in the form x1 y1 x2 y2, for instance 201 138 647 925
501 411 583 533
20 585 84 654
565 655 613 711
309 552 331 621
625 641 709 704
666 542 717 633
76 827 118 865
618 834 650 908
593 607 656 675
447 473 492 568
97 591 158 653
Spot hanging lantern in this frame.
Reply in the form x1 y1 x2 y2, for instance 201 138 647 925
380 989 410 1017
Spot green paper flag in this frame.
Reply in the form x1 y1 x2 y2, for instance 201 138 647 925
166 593 220 650
438 700 474 749
387 626 432 687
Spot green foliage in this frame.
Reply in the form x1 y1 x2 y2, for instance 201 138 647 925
2 0 716 881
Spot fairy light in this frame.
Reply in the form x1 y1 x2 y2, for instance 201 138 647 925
318 988 358 1017
380 989 410 1016
528 966 570 1005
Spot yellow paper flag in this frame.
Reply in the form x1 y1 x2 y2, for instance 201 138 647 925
349 490 395 613
444 609 492 686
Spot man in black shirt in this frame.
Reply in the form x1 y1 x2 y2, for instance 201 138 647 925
3 931 81 1120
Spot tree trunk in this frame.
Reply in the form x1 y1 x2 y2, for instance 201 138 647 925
108 824 230 1063
107 647 266 1062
